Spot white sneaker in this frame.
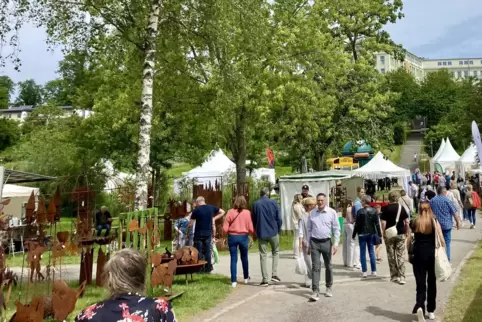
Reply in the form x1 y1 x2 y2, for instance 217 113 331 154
244 277 250 284
417 308 426 322
362 272 368 278
232 282 237 288
427 312 435 320
310 292 319 301
399 277 406 285
371 272 377 277
325 287 333 297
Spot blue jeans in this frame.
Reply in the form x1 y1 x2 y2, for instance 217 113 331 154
442 229 451 261
463 208 468 221
194 236 213 272
228 234 249 283
97 223 110 237
358 234 377 273
467 208 476 225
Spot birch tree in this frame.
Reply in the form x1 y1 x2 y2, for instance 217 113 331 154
5 0 163 210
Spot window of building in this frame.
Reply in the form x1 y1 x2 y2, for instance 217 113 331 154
464 61 469 65
460 61 464 65
464 71 469 77
443 62 447 66
380 56 385 64
380 68 385 74
474 71 478 77
470 61 474 65
450 72 455 78
458 71 462 77
438 62 442 66
448 61 452 66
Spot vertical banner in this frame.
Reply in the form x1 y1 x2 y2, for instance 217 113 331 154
266 148 275 169
472 121 482 167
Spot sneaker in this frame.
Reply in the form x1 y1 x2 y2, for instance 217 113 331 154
390 277 399 283
399 277 406 285
232 282 237 288
417 308 426 322
244 277 250 284
325 287 333 297
271 276 281 283
427 312 435 320
354 264 361 269
310 292 319 301
259 282 269 287
371 272 377 277
362 272 368 278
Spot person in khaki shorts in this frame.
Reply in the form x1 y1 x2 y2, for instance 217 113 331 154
252 188 282 286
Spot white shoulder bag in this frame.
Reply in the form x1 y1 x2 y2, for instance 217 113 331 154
384 204 401 240
433 218 452 281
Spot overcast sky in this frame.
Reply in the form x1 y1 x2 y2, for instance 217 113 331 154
1 0 482 86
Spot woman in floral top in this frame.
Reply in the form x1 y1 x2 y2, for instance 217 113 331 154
75 248 176 322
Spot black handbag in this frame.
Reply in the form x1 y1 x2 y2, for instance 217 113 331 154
407 234 415 264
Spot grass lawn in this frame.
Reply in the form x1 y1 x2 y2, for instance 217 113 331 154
382 145 403 164
5 273 230 321
443 242 482 322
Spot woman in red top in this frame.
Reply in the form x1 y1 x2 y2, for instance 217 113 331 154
223 195 255 288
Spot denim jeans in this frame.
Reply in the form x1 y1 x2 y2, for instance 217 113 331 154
463 208 468 221
194 236 213 272
467 208 476 225
96 223 110 237
442 229 451 261
228 234 249 283
358 234 377 273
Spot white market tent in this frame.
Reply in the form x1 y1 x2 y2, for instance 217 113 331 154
433 138 460 172
103 160 134 192
430 139 446 173
353 151 411 192
353 152 411 179
2 184 39 219
174 149 236 194
456 144 477 176
279 170 363 231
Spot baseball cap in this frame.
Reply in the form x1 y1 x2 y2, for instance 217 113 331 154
302 185 309 190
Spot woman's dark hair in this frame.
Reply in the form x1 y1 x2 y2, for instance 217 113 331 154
233 195 248 210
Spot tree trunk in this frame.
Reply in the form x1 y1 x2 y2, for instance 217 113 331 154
134 0 161 211
234 107 247 194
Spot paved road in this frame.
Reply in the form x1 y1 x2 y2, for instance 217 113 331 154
195 222 481 322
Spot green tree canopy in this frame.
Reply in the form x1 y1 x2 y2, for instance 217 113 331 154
0 76 14 109
14 79 43 106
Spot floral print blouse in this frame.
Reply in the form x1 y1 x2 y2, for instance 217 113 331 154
75 294 177 322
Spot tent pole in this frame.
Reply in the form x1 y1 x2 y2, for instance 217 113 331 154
0 166 4 201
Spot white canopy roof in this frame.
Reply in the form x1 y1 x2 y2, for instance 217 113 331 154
433 138 460 164
458 144 477 165
3 184 39 198
432 139 446 160
353 152 411 180
183 149 235 178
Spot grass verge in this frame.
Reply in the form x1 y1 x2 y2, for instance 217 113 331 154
5 273 230 322
443 242 482 322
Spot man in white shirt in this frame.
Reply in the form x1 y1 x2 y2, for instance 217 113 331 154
306 193 341 301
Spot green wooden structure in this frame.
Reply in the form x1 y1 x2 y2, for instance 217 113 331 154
118 208 160 296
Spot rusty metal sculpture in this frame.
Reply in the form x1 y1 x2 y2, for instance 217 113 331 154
95 247 109 287
24 241 46 282
12 296 44 322
174 246 199 265
151 258 177 291
51 280 86 321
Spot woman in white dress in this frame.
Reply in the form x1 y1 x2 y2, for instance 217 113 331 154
298 197 316 287
292 194 304 259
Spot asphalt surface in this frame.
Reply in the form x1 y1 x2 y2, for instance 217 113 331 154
195 220 481 322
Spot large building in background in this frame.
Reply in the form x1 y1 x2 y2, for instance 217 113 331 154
375 51 482 81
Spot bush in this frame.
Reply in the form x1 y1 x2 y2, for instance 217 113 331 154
393 124 406 145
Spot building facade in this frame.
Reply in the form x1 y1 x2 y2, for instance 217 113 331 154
375 51 482 80
0 105 93 121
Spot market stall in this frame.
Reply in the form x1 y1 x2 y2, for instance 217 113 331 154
430 139 446 173
278 170 363 231
353 151 411 192
456 144 477 178
432 138 460 173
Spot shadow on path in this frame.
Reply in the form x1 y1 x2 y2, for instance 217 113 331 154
365 306 415 321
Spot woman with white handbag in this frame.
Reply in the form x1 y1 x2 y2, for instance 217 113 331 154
380 191 410 285
408 202 447 322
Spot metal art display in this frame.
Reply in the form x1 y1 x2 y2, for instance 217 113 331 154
174 246 199 265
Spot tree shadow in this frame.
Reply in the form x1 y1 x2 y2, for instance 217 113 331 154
365 306 415 321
